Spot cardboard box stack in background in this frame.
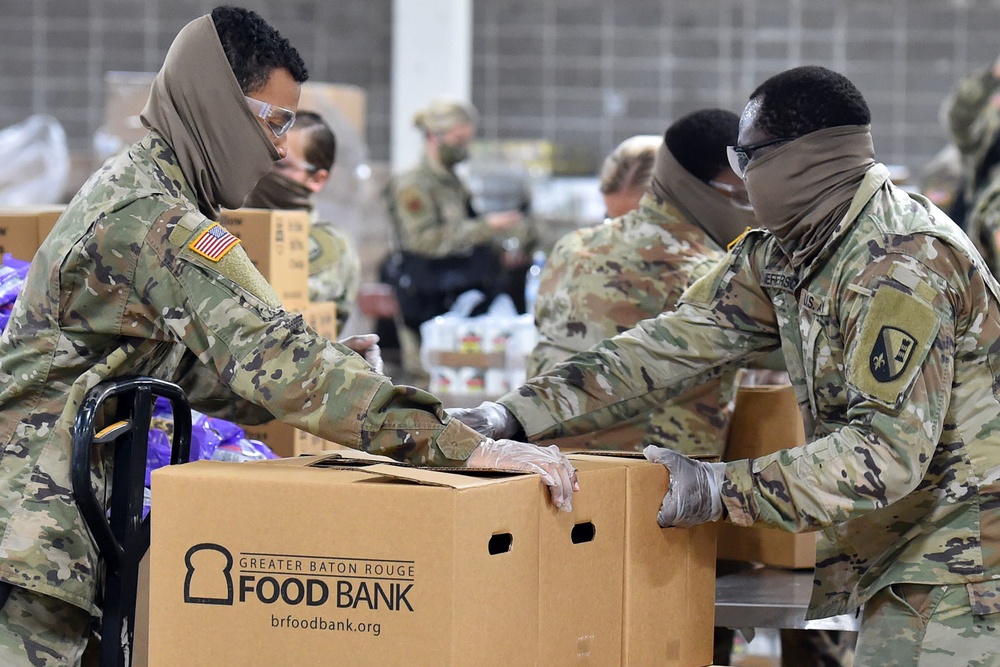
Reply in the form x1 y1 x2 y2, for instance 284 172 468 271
149 451 718 666
0 206 65 260
718 385 817 569
217 208 310 311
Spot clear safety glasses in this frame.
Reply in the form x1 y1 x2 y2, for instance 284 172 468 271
245 96 296 138
727 137 793 178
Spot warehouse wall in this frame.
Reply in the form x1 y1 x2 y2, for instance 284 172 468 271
1 0 999 174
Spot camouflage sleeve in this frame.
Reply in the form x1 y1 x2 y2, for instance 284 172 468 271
721 249 956 531
163 346 276 424
500 240 780 439
390 180 495 256
141 209 483 465
943 67 1000 154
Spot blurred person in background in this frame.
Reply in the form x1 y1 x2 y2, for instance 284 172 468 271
527 112 753 457
384 98 528 380
598 134 660 218
246 110 361 335
942 55 1000 233
527 113 762 666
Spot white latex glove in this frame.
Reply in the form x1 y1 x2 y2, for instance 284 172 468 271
643 445 725 528
446 401 519 440
338 334 384 375
466 438 579 512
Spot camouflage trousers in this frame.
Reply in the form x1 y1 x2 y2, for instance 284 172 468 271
0 585 94 667
855 583 1000 667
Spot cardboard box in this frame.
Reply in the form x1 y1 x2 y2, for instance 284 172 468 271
217 208 310 310
538 457 626 666
149 455 544 666
299 82 366 136
300 300 338 341
238 419 347 459
34 207 65 245
0 209 44 260
571 453 716 667
720 385 817 569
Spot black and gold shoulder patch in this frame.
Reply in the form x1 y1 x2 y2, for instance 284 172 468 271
849 285 939 405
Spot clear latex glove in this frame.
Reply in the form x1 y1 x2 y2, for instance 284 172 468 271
446 401 519 440
466 438 579 512
643 445 725 528
338 334 384 375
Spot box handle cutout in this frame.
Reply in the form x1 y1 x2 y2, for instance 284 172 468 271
488 533 513 555
571 522 595 544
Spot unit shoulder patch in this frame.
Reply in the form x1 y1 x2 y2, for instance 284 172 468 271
849 284 939 406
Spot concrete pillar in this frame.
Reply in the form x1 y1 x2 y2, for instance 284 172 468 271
390 0 473 172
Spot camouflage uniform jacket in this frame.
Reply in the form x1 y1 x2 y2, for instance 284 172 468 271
308 220 361 333
0 133 483 614
527 192 738 455
500 164 1000 618
386 157 496 258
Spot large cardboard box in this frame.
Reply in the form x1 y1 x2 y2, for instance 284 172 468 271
150 455 544 666
538 457 626 666
218 208 310 310
571 453 716 667
720 385 817 569
238 419 347 458
0 209 46 260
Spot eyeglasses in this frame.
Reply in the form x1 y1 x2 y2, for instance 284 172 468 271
245 96 296 138
727 137 793 177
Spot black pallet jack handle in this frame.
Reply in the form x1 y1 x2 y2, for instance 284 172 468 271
71 377 192 667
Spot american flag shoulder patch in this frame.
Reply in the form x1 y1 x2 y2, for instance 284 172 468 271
189 223 241 262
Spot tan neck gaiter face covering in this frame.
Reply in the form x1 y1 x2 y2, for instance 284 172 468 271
245 171 314 211
140 15 279 220
649 145 757 248
743 125 875 268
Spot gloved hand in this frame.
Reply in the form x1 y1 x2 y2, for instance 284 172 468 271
643 445 725 528
466 438 579 512
446 401 519 440
338 334 384 375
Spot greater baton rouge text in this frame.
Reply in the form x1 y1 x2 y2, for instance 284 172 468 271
239 552 415 612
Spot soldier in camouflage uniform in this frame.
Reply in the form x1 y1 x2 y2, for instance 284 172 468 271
453 66 1000 666
528 111 756 456
246 110 361 334
385 100 531 378
942 58 1000 235
0 9 575 664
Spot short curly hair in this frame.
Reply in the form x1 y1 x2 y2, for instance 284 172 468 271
211 6 308 94
665 108 740 183
749 65 871 139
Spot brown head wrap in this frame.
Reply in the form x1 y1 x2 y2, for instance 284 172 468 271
743 125 874 268
649 144 757 247
140 15 279 219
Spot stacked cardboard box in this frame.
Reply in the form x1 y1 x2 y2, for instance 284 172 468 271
0 207 65 260
148 451 717 666
718 385 817 569
217 208 310 311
